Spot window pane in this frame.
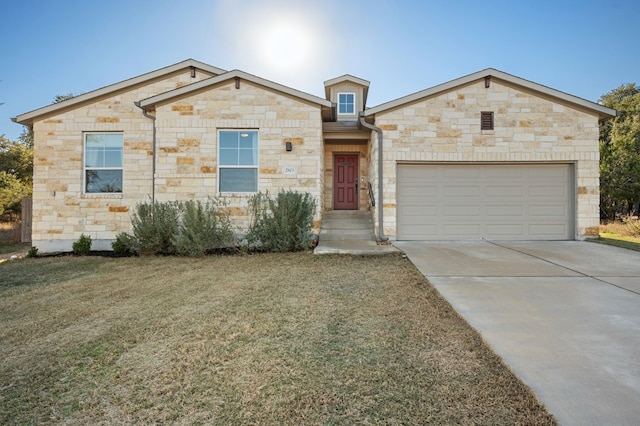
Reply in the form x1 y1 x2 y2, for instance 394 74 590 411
85 133 123 168
86 170 123 193
104 148 122 167
85 148 104 168
219 131 238 149
238 149 257 165
219 148 238 165
239 132 257 149
102 134 124 148
338 93 355 114
219 168 257 192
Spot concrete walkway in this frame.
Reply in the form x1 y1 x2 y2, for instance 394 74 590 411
395 241 640 426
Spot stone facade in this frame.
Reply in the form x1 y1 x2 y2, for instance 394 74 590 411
152 79 325 229
369 78 602 239
30 69 216 251
16 61 612 251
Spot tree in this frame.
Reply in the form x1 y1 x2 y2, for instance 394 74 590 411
599 83 640 219
0 134 33 218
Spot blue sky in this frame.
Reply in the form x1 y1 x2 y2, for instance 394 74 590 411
1 0 638 140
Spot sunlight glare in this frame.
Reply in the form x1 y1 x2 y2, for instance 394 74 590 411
258 18 313 72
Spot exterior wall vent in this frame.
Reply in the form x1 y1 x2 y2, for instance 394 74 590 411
481 111 494 130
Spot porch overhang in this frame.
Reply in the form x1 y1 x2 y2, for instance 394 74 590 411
323 121 371 143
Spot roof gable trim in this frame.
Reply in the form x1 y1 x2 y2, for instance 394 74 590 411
138 69 332 109
13 59 226 125
364 68 616 120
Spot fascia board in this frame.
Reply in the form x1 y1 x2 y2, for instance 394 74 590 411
364 68 616 120
12 59 226 125
138 70 332 109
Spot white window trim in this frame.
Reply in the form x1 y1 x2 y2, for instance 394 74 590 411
217 129 260 194
83 132 124 194
337 92 356 115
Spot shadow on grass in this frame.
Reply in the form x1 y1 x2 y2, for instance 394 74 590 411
589 233 640 252
0 256 108 289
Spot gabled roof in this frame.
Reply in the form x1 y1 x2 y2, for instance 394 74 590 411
324 74 370 105
364 68 616 120
13 59 226 125
137 69 333 110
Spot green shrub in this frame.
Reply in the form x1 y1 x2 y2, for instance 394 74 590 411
173 199 237 256
247 190 316 252
121 198 237 256
72 233 92 256
131 201 181 255
112 232 137 256
27 246 38 258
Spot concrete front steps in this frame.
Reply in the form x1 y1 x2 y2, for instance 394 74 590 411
314 210 399 255
319 210 376 241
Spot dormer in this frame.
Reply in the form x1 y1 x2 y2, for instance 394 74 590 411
324 75 370 122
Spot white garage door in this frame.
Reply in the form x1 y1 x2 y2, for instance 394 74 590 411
397 164 574 240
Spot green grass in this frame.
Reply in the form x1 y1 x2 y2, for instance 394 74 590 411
590 233 640 252
0 253 556 425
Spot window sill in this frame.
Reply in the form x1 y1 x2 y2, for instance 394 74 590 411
81 193 124 199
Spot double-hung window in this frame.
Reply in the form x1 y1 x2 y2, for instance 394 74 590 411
338 93 355 115
218 130 258 193
84 133 123 193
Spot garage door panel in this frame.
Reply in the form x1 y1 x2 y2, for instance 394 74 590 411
442 168 482 178
486 168 525 178
401 205 438 217
398 186 438 197
486 186 523 196
528 166 567 178
442 224 482 237
528 223 567 235
529 205 567 216
529 185 567 197
398 224 440 235
442 205 481 216
397 164 573 240
486 205 523 216
486 224 524 236
443 185 482 197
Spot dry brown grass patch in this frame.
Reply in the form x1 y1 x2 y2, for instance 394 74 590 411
0 253 556 424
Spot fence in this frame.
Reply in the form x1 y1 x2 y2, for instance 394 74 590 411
21 197 32 243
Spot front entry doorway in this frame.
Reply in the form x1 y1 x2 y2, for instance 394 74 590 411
333 153 359 210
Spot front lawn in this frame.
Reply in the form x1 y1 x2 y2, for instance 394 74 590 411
0 253 555 425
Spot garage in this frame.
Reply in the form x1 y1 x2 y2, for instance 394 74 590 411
397 164 574 240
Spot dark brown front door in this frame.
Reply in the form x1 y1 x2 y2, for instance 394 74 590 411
334 153 359 210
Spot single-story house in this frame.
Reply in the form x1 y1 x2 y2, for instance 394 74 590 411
13 59 616 252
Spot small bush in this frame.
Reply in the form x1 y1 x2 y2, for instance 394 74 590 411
131 201 181 255
122 198 237 256
27 246 38 258
173 199 237 256
247 190 316 252
72 234 92 256
112 232 137 256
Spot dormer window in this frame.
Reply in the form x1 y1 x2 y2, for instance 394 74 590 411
338 93 355 115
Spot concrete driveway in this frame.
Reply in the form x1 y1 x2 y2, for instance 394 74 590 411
394 241 640 426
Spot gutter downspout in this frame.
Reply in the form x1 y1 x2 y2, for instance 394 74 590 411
135 102 157 204
359 113 388 241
